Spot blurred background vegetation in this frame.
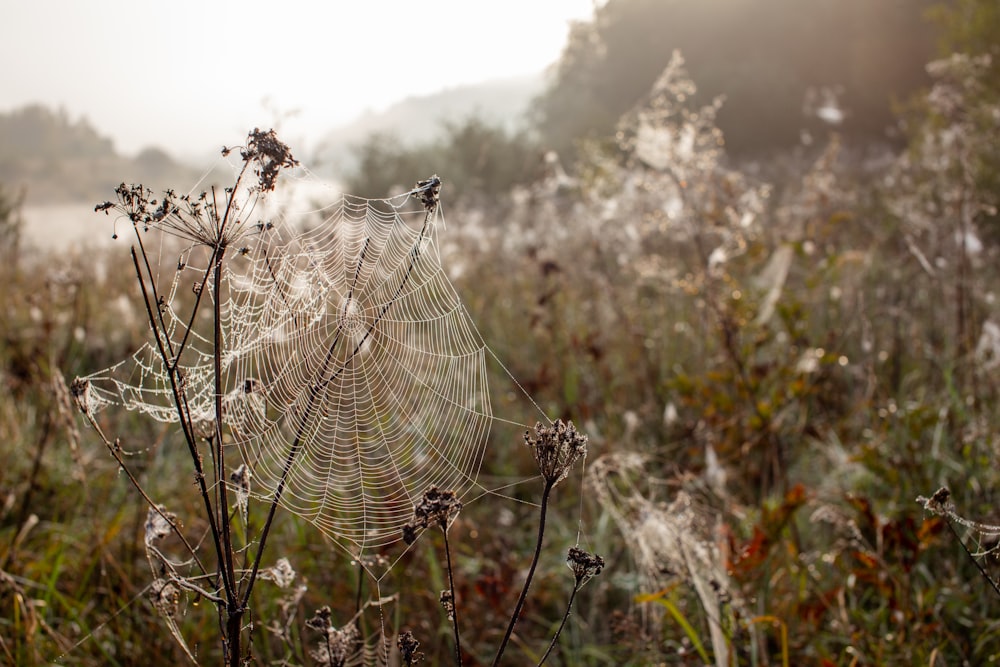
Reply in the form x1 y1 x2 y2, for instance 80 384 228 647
4 0 1000 664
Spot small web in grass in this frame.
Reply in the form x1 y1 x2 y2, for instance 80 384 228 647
80 158 547 575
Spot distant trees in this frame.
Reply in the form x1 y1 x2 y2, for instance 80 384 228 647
344 0 943 199
0 104 114 161
343 116 543 205
532 0 939 158
0 104 206 205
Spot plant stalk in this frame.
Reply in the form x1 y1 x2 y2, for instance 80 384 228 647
493 479 554 666
442 527 463 666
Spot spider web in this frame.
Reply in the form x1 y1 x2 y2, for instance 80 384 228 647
82 173 510 558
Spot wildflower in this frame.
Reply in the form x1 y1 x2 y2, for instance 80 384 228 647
525 419 588 487
566 546 605 588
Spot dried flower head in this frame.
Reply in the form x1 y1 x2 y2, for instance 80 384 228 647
525 419 588 487
243 128 299 193
306 606 359 667
917 486 955 516
566 546 605 588
260 557 296 589
397 630 424 665
150 578 180 619
415 175 442 212
439 589 455 621
402 486 462 543
230 463 252 515
70 377 93 416
305 605 334 633
144 505 176 547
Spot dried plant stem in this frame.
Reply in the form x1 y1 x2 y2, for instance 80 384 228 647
493 479 554 666
211 245 245 667
536 584 578 666
131 246 233 598
442 528 463 666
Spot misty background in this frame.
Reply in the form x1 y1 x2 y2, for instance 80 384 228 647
3 0 939 248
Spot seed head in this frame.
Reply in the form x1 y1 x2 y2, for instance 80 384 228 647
415 175 442 212
70 377 93 416
439 589 455 621
144 505 175 547
917 486 954 516
230 463 252 516
525 419 588 487
261 557 296 589
397 630 424 664
566 546 605 588
306 606 358 667
150 578 180 619
402 486 462 543
243 128 299 192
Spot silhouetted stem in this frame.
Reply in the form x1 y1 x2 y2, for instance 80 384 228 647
493 480 554 666
442 528 463 666
131 246 233 600
537 583 579 666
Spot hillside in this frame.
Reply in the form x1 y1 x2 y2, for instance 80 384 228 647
314 74 543 174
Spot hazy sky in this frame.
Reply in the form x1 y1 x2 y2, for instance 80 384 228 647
1 0 595 158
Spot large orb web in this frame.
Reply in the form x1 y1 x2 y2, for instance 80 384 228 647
222 187 492 553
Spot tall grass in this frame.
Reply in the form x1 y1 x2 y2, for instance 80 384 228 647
3 51 1000 665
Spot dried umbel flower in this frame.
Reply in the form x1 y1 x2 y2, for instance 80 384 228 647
397 630 424 664
402 486 462 544
242 128 299 193
525 419 588 487
567 546 605 588
305 605 334 633
415 175 442 212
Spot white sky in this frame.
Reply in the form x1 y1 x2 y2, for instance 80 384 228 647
1 0 595 158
